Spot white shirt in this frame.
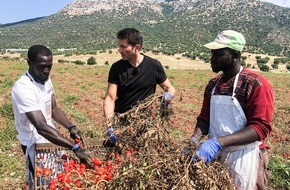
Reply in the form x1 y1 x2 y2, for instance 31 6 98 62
11 71 55 146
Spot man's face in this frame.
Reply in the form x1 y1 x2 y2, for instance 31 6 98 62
117 39 137 61
210 48 234 73
29 54 53 83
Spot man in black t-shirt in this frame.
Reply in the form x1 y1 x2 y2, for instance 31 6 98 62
103 28 175 143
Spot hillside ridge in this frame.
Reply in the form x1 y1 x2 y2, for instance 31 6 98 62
0 0 289 57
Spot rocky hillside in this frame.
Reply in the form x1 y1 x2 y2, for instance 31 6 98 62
60 0 163 15
0 0 289 57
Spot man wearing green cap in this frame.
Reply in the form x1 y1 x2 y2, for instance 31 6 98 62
187 30 274 189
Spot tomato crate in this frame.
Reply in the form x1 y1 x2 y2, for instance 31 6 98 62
34 141 107 189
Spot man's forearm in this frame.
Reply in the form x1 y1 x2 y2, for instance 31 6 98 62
194 119 209 137
103 98 115 120
217 127 259 147
52 107 72 129
37 125 74 149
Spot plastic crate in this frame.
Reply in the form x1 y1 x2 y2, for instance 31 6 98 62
34 141 106 189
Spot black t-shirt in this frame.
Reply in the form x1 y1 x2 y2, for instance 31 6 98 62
108 55 167 113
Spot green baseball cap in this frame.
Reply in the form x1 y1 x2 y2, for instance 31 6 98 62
204 30 246 52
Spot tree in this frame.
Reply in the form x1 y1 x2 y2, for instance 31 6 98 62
255 56 261 60
271 64 278 69
273 59 280 65
286 64 290 71
73 60 85 65
241 60 246 66
258 64 269 72
87 56 97 65
241 56 247 60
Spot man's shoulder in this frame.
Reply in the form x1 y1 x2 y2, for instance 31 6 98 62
209 74 222 83
241 68 272 87
110 60 130 74
112 59 126 65
13 73 32 89
241 68 268 81
111 59 128 69
143 54 159 63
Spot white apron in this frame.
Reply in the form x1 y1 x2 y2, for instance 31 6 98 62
25 73 54 189
209 67 260 190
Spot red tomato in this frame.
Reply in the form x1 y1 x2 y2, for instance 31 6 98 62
36 166 42 173
43 168 52 176
125 150 132 158
80 163 86 169
39 154 44 159
115 153 121 160
92 158 102 166
61 154 68 160
57 173 65 182
48 183 56 190
97 175 106 182
23 184 28 190
105 173 113 181
36 171 42 177
106 161 112 167
96 168 105 176
65 175 71 184
75 138 81 144
94 165 99 171
68 159 76 166
80 167 86 173
75 180 82 188
50 178 57 185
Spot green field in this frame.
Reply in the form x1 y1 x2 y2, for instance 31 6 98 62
0 58 289 189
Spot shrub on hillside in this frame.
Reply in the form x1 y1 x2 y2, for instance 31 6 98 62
241 60 246 66
255 55 261 60
58 59 69 64
286 64 290 71
72 60 85 65
241 56 247 60
271 64 278 69
87 56 97 65
258 64 269 72
257 58 270 64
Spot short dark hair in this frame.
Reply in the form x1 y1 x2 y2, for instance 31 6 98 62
117 28 143 47
27 45 52 62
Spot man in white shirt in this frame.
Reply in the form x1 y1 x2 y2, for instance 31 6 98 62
11 45 92 188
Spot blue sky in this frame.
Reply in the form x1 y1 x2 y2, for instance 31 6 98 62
0 0 74 24
0 0 289 24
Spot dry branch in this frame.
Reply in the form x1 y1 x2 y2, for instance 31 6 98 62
103 94 236 190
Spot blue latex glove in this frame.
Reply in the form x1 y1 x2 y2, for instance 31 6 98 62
194 137 222 163
105 126 118 146
162 92 173 108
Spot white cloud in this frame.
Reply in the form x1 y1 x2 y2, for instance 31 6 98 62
261 0 290 7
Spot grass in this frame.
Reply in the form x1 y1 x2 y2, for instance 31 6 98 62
269 155 290 189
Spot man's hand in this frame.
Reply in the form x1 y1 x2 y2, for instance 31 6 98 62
103 126 118 148
161 92 173 109
194 137 222 163
69 125 84 143
181 135 199 154
72 144 93 168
